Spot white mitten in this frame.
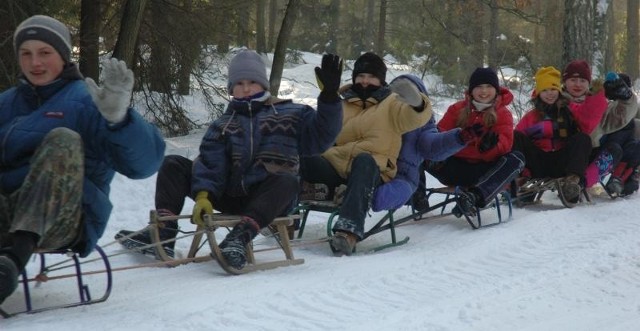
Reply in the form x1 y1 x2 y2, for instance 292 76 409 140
389 77 423 107
85 58 134 124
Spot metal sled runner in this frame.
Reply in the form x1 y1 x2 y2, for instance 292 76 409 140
293 186 513 254
0 246 113 318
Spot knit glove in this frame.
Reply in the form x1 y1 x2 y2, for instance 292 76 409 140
604 72 632 100
192 191 214 226
315 53 344 103
390 77 423 107
85 58 134 124
478 131 499 153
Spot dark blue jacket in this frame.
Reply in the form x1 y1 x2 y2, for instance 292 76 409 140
371 74 464 211
0 70 165 257
192 94 342 198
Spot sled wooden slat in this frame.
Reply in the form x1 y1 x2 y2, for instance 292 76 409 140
203 214 304 275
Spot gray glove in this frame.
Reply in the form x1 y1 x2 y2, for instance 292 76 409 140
389 77 423 107
85 58 134 124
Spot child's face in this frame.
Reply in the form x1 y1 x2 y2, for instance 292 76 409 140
564 77 590 98
18 40 64 86
471 84 497 103
232 80 265 99
354 73 381 88
539 89 560 105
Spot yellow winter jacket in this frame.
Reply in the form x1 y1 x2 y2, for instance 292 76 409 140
322 85 432 182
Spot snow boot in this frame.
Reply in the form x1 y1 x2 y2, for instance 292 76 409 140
410 189 430 212
561 174 582 203
219 216 260 269
329 230 357 256
115 210 178 259
452 189 479 218
0 255 18 304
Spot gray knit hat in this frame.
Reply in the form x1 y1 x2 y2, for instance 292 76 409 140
227 50 270 92
13 15 72 63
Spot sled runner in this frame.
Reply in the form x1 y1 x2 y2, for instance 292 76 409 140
0 246 113 318
293 186 512 254
516 177 590 208
203 214 304 275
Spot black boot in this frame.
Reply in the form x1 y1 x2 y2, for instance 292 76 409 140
115 210 178 258
0 255 19 304
219 217 259 269
0 231 38 304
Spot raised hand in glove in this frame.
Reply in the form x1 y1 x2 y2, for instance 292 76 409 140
192 191 214 226
604 72 633 100
85 58 134 124
458 123 484 144
389 77 424 108
478 131 499 153
315 53 344 103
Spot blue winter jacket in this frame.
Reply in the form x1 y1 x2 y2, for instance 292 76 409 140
0 69 165 257
371 74 465 211
371 116 465 211
192 94 342 199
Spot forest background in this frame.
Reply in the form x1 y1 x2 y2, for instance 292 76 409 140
0 0 637 136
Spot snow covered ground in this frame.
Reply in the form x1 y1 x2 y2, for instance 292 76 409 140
3 52 640 330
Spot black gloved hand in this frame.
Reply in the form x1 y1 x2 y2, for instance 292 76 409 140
458 123 483 144
315 53 343 103
604 74 632 101
478 131 499 153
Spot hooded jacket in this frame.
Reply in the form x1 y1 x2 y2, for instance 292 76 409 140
321 84 432 183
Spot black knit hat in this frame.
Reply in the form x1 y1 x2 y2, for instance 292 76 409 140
14 15 72 63
352 52 387 84
468 67 500 92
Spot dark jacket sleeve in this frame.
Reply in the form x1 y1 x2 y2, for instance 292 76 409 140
299 99 343 156
191 122 229 198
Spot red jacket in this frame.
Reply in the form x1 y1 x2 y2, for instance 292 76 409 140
438 87 515 163
566 89 608 135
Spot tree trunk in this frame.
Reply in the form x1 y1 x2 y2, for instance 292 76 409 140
375 0 387 55
177 0 197 95
626 0 639 81
256 0 266 53
270 0 301 96
326 0 339 54
562 0 594 64
365 0 374 52
79 0 100 81
604 1 615 71
268 0 278 51
487 0 498 68
113 0 149 66
150 0 171 92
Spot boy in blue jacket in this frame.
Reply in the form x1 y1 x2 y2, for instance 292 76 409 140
116 50 343 270
0 15 165 303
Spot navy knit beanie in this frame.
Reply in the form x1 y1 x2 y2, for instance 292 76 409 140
14 15 72 63
227 50 270 93
468 67 500 93
352 52 387 84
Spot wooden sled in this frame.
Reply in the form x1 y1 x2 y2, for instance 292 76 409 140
203 213 304 275
147 211 212 266
1 246 112 318
516 177 590 208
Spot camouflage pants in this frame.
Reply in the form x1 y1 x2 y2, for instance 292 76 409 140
0 128 84 250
